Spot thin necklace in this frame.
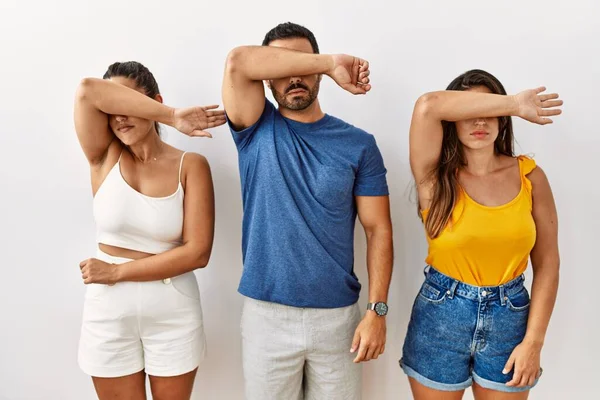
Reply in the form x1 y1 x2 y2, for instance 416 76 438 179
131 143 163 164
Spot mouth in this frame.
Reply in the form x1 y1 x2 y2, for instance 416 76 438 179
470 130 488 139
287 89 307 96
117 125 134 133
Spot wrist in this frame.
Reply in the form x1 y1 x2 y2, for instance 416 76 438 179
323 54 336 77
365 310 386 320
509 94 522 118
162 106 176 127
112 264 124 284
523 334 545 348
366 301 389 317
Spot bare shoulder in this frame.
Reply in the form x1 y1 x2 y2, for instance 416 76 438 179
526 164 556 206
183 152 210 169
181 152 212 186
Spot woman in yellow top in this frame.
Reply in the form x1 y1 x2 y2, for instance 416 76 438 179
400 69 561 400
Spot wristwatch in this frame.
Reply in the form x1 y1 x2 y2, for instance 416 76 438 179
367 302 388 316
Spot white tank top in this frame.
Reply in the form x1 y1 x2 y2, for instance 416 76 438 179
93 151 186 254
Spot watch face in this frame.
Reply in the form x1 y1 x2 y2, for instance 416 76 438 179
375 302 388 316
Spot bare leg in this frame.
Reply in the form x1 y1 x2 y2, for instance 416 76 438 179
92 370 147 400
472 382 529 400
408 377 465 400
149 368 198 400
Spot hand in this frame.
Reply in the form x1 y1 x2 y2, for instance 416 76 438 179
503 339 542 388
514 87 563 125
79 258 120 285
327 54 371 95
173 105 227 138
350 312 386 363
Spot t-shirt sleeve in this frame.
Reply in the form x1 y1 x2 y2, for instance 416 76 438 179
227 98 275 150
353 135 389 196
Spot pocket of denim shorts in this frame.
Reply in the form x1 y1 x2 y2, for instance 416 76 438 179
418 282 447 303
506 287 530 311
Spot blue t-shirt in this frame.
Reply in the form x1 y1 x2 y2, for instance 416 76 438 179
229 99 389 308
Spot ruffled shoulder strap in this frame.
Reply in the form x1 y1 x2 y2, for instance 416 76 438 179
517 155 537 196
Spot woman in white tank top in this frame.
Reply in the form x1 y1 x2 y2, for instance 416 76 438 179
74 61 225 400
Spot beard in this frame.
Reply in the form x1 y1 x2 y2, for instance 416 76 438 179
271 79 320 111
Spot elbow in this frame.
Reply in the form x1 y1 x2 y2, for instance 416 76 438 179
191 249 212 269
532 255 560 279
75 77 98 103
225 46 249 76
413 92 440 118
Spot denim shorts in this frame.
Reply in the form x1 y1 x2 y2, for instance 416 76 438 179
400 266 542 393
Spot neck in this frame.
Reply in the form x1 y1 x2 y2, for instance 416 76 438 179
128 131 163 163
279 99 325 123
463 146 499 176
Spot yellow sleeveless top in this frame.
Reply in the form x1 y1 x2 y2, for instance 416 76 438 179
423 155 537 286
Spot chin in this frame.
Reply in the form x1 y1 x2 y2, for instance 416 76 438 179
465 142 495 151
115 133 143 146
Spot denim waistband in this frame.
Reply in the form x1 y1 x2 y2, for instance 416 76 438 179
424 265 525 303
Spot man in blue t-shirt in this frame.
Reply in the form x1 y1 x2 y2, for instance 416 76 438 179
223 22 393 400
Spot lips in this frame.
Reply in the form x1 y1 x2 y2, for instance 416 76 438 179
287 89 307 95
117 126 134 133
471 131 488 138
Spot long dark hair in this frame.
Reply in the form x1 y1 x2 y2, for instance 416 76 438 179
103 61 161 135
424 69 515 238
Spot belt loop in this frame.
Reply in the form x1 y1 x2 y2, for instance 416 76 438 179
499 285 506 306
447 280 458 299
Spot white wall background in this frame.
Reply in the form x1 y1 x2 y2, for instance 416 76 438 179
0 0 598 399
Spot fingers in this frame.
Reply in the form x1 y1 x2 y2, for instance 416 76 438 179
537 117 554 125
202 104 221 110
503 354 515 376
539 93 559 102
350 331 360 353
190 130 213 138
358 60 370 88
205 109 226 117
506 369 522 387
81 266 90 283
533 86 547 94
365 346 378 361
359 60 370 74
207 115 227 127
539 109 562 117
79 259 90 269
353 341 368 363
541 99 563 108
360 83 372 93
345 84 368 95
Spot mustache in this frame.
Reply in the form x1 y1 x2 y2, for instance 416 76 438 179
285 83 309 93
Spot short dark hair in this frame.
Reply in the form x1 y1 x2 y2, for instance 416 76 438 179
262 22 319 54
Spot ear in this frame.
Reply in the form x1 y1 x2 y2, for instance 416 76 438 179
155 94 164 104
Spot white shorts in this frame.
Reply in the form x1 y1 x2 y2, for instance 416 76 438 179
241 297 362 400
78 250 206 378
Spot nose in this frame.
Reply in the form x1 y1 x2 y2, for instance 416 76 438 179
289 76 302 84
115 115 127 123
474 118 486 126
